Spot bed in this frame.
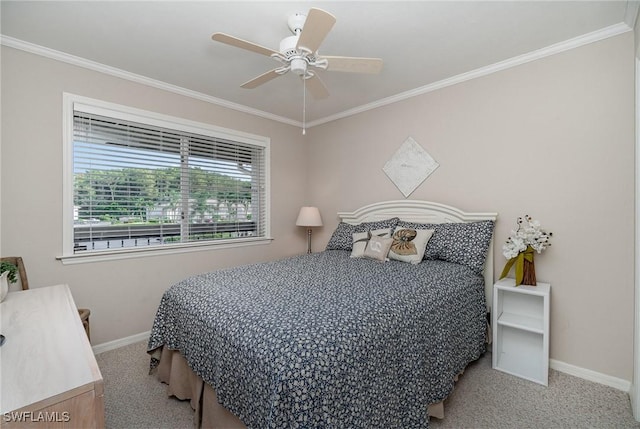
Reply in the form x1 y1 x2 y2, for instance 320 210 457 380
148 200 497 428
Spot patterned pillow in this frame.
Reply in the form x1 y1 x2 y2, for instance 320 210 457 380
351 228 393 258
326 218 400 251
363 235 394 262
396 220 495 274
388 227 435 264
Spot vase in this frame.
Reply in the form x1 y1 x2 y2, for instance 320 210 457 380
0 271 9 302
499 245 538 286
522 252 537 286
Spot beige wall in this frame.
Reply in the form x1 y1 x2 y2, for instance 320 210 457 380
0 47 309 345
1 31 636 382
307 33 636 381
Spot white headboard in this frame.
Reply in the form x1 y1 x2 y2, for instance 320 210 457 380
337 200 498 312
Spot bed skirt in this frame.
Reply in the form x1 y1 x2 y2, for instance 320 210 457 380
152 347 446 428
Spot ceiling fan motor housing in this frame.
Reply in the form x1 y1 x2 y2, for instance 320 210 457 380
280 35 307 75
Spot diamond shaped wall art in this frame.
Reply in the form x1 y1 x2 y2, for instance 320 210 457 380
383 137 439 198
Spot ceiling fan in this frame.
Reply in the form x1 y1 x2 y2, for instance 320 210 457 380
211 8 383 100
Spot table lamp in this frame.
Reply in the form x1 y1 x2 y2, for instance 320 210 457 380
296 206 323 254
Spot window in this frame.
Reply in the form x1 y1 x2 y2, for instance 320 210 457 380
62 94 270 261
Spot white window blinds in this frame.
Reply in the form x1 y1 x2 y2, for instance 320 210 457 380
72 110 267 253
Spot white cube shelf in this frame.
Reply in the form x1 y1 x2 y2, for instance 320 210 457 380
492 278 550 385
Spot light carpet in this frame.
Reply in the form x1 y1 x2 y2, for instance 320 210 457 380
95 341 640 428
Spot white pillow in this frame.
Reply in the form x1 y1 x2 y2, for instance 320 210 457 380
350 228 392 258
363 235 394 262
388 227 435 264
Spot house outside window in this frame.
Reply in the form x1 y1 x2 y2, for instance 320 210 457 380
61 94 270 263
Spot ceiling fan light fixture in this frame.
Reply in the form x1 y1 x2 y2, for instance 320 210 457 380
290 58 307 76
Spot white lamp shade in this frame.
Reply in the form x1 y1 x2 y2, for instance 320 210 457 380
296 206 323 227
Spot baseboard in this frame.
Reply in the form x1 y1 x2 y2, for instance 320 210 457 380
550 358 631 393
92 330 150 355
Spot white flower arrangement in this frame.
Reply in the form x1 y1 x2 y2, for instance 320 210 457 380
500 215 552 286
503 215 552 259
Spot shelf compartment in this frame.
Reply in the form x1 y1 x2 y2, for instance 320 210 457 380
494 325 547 385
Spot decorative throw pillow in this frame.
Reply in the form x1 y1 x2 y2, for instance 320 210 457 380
350 228 393 258
388 227 435 264
363 235 394 262
325 218 400 251
397 220 495 274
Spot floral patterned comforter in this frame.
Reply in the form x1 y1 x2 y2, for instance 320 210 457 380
148 250 487 428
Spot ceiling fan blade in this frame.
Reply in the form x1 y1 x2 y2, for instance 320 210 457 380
241 69 282 89
322 56 384 74
304 74 329 100
296 8 336 54
212 33 279 57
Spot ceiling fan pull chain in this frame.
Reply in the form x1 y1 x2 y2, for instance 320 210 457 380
303 77 306 135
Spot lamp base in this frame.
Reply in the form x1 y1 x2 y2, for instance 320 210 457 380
306 228 312 254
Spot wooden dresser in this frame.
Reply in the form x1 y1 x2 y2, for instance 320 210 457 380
0 284 104 428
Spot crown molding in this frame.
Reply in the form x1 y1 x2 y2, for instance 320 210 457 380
1 21 632 131
625 0 640 28
307 22 632 128
0 35 301 128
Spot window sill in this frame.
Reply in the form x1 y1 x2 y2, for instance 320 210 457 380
57 237 274 265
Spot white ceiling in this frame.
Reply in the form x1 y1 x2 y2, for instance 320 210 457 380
1 1 636 127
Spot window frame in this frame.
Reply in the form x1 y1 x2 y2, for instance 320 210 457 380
60 93 271 264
